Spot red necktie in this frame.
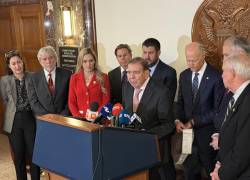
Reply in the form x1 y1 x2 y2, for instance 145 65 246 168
133 88 142 112
48 73 54 94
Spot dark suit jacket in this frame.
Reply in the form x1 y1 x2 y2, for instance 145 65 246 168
218 83 250 180
176 63 224 155
151 60 177 104
123 78 175 163
28 67 72 115
108 66 122 104
213 90 233 132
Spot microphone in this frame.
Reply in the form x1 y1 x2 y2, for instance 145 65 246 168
118 109 130 127
85 102 99 122
93 103 113 124
112 103 123 126
130 113 142 124
130 113 143 129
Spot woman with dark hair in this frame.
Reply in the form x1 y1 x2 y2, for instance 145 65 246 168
68 48 110 118
0 50 40 180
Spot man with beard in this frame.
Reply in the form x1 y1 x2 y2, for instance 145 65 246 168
142 38 177 104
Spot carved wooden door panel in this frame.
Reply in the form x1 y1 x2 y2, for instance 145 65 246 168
11 4 45 71
192 0 250 70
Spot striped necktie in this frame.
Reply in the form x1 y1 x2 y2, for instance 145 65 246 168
224 97 235 121
221 97 235 128
192 72 199 100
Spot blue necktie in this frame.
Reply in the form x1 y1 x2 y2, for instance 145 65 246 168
192 72 199 99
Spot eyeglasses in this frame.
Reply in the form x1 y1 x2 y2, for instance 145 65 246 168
4 50 20 60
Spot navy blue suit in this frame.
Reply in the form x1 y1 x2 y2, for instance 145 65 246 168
151 60 177 104
175 63 225 179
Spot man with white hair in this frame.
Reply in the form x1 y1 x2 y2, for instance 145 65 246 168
210 36 250 150
223 35 250 60
28 46 72 115
210 54 250 180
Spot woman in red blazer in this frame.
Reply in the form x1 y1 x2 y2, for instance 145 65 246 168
68 48 110 118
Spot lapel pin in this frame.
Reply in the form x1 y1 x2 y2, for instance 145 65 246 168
206 76 210 80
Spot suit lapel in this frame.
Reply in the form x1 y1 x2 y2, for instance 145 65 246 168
40 71 53 98
116 67 122 86
221 84 250 131
185 70 193 108
10 76 17 104
151 60 162 79
54 68 60 100
126 83 134 113
137 80 154 114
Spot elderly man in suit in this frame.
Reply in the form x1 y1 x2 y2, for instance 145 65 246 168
210 35 250 150
210 54 250 180
142 38 177 104
108 44 132 104
175 42 225 180
28 46 71 115
123 57 175 180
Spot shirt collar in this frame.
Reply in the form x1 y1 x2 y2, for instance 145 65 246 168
44 68 56 76
233 80 250 103
149 59 160 76
44 68 56 82
193 61 207 76
120 66 126 74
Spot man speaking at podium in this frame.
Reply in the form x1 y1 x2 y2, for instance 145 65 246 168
123 57 176 180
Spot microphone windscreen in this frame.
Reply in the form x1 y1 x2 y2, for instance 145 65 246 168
118 109 130 126
100 103 113 119
90 102 99 112
112 103 123 116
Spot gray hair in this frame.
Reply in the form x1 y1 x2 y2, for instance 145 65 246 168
37 46 58 62
225 54 250 80
224 36 250 56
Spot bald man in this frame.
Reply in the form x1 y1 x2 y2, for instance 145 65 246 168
175 42 225 180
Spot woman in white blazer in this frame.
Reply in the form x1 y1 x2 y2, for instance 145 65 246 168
0 50 40 180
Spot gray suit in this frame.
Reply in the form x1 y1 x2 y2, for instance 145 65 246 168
28 67 71 115
0 72 40 179
0 72 32 133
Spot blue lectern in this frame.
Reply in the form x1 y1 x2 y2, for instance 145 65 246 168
32 114 160 180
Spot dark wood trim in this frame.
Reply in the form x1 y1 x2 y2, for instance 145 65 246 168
83 0 97 54
37 114 101 132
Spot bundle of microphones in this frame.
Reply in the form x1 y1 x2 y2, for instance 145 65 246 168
85 102 142 128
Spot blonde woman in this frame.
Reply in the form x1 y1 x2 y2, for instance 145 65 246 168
68 48 110 118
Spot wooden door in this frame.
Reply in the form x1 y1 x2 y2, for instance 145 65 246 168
0 4 45 133
11 4 45 71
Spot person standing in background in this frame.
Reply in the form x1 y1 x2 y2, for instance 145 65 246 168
210 35 250 150
108 44 132 104
68 48 110 118
0 50 40 180
28 46 72 116
142 38 177 104
175 42 225 180
210 54 250 180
